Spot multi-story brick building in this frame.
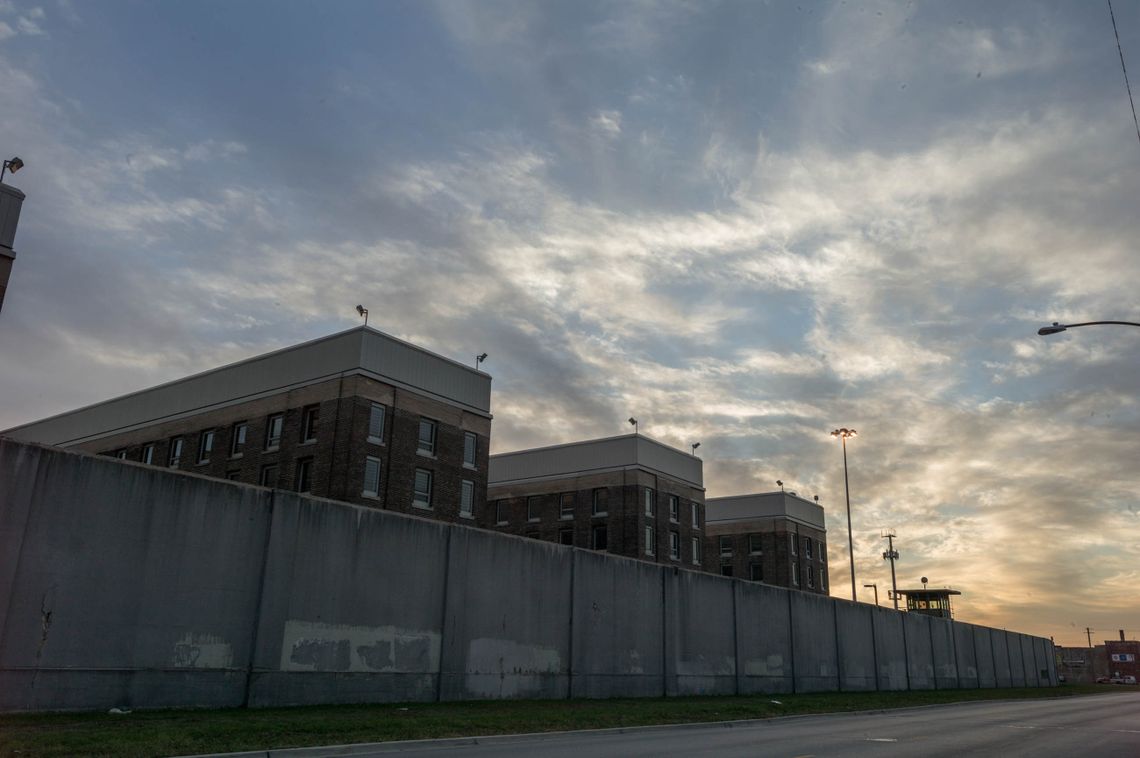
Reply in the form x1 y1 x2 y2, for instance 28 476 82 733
486 434 709 570
705 492 829 594
0 327 493 521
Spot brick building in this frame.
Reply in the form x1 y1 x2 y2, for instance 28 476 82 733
487 434 708 570
705 492 829 594
1106 634 1139 682
0 327 493 521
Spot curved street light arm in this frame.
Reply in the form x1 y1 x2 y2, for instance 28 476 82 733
1039 320 1140 335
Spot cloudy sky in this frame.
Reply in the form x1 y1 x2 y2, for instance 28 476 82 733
1 0 1138 645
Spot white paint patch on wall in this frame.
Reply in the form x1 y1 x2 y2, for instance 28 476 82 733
280 620 441 673
171 633 234 669
744 654 786 676
464 638 563 697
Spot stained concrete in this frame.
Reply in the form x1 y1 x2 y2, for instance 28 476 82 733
734 580 793 694
872 607 908 690
835 601 876 691
930 618 959 689
789 591 839 692
903 612 935 690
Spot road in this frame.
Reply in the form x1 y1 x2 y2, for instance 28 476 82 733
282 693 1140 758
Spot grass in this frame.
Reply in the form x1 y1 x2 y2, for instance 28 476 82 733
0 684 1129 758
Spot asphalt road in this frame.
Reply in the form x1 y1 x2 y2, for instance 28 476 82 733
275 693 1140 758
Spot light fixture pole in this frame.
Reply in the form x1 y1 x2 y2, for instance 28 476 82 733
628 417 638 435
863 583 879 607
831 427 858 602
475 352 488 369
1038 320 1140 335
355 305 369 326
0 156 24 184
691 442 700 455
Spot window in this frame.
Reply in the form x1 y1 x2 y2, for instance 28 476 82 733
719 535 733 558
495 500 507 525
168 437 184 468
668 495 679 522
790 533 797 555
463 432 477 468
592 525 608 551
807 566 815 588
791 561 799 585
142 443 155 465
750 563 764 582
819 541 826 562
560 493 574 520
295 458 313 493
559 528 574 546
691 502 699 529
748 534 763 555
644 488 655 517
804 537 813 560
301 405 319 442
113 449 127 459
368 403 385 442
721 565 733 577
645 525 656 556
417 418 437 455
265 414 284 450
363 456 381 497
592 488 607 516
230 422 248 456
259 464 278 487
225 470 241 481
460 480 474 518
197 430 215 464
527 496 540 522
820 568 827 591
413 468 433 509
691 537 702 565
669 531 680 560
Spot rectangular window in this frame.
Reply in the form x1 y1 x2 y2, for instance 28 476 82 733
668 495 679 522
265 414 284 450
259 464 278 487
301 405 319 442
560 493 574 520
463 432 477 468
363 456 381 497
417 418 437 455
295 458 313 493
807 566 815 588
691 537 701 565
750 563 764 582
460 480 474 518
719 535 733 557
113 449 127 459
669 531 680 560
413 468 433 509
142 443 155 465
559 528 574 546
592 525 608 551
645 525 656 556
592 488 607 516
368 403 385 441
804 537 813 560
691 502 699 529
527 496 540 522
495 500 507 525
168 437 184 468
644 488 655 517
230 422 248 456
721 564 733 577
790 533 797 555
791 561 799 585
197 430 215 464
819 541 826 562
820 568 827 591
748 534 763 555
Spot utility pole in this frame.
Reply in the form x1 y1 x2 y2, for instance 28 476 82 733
882 530 900 611
1087 627 1094 648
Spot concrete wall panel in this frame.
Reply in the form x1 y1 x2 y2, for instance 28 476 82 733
570 551 664 698
991 628 1012 687
665 571 736 696
439 529 572 701
790 592 839 692
972 625 997 688
0 440 41 641
734 581 793 694
952 621 979 688
835 601 876 691
902 612 934 690
1007 631 1026 687
930 618 958 689
871 608 907 690
1020 635 1040 687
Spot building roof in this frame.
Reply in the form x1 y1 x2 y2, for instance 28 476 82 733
488 434 703 489
705 492 827 531
1 326 492 447
897 588 961 597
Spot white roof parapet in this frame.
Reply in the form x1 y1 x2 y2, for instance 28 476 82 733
706 492 826 531
489 434 703 489
2 326 492 447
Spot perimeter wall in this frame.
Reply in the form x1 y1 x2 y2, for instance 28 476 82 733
0 440 1057 711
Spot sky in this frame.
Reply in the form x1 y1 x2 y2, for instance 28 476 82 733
0 0 1138 646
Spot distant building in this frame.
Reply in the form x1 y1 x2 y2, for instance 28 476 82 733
897 587 961 619
704 491 829 594
487 434 708 569
0 180 26 315
1106 632 1139 682
0 327 493 522
1055 645 1108 684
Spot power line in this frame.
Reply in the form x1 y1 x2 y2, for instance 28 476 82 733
1108 0 1140 149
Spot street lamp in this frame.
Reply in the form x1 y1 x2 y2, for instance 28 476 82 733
863 583 879 607
0 156 23 184
355 305 369 326
1038 320 1140 335
831 427 858 602
475 352 488 369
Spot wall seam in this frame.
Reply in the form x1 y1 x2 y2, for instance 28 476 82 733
241 488 277 709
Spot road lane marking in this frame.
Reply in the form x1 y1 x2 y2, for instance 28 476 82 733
865 738 898 742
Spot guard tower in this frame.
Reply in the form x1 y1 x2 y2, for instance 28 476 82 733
897 577 961 619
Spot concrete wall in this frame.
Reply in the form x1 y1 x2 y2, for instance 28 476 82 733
0 440 1057 711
